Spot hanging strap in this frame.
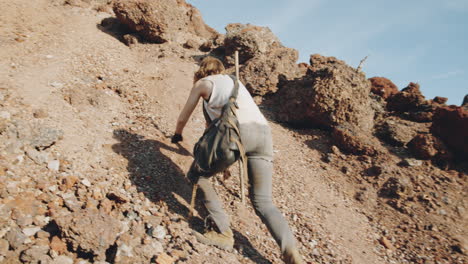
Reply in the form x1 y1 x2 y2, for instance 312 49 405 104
229 75 240 101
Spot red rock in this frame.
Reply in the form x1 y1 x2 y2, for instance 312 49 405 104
332 125 381 156
376 118 426 147
6 193 47 219
113 0 219 44
156 252 174 264
407 133 450 161
369 77 399 99
387 82 426 112
50 236 67 254
99 198 113 214
224 23 282 64
379 237 395 251
241 47 299 96
222 23 300 96
431 106 468 158
275 54 374 133
54 208 122 261
59 176 79 191
433 96 448 104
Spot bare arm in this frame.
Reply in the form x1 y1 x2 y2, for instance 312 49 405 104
174 80 212 135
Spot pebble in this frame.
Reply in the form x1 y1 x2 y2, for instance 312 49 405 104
116 243 133 258
81 178 91 187
402 158 423 167
0 239 9 256
49 82 64 88
438 209 447 216
51 255 74 264
33 109 48 119
309 239 318 248
20 245 50 263
379 236 395 251
22 226 41 237
49 237 66 255
156 253 174 264
0 111 11 120
152 225 166 240
26 148 50 164
48 160 60 171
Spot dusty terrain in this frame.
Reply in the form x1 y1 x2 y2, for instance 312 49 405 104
0 1 466 264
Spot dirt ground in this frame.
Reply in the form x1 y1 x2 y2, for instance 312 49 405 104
0 1 466 263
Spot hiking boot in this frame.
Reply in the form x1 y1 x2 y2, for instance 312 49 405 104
283 247 304 264
193 229 234 250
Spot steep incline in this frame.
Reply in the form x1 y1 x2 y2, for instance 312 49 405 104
0 1 465 264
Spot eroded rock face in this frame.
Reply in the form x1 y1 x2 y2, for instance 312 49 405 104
431 106 468 158
387 82 425 112
369 77 399 99
275 54 374 133
407 133 451 161
332 125 381 156
386 82 449 123
224 23 282 64
223 23 300 96
241 47 299 96
54 209 122 261
113 0 219 44
462 94 468 109
433 96 448 105
379 177 412 199
375 118 427 147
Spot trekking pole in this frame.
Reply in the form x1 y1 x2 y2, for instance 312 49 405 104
235 50 240 80
234 50 245 205
189 183 198 218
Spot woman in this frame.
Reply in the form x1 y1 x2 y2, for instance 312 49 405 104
172 56 303 264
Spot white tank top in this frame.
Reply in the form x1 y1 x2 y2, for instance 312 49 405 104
202 74 268 125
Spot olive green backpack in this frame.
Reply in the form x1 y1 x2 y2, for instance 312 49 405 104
193 75 244 175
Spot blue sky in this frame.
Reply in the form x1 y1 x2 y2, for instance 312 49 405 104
188 0 467 105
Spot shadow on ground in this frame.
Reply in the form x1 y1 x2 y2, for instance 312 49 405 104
112 129 272 263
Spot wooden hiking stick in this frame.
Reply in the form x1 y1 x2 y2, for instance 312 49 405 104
235 51 246 205
189 183 198 218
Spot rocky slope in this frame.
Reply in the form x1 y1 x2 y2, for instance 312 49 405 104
0 0 466 264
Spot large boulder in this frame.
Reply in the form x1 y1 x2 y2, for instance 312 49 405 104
368 77 398 99
113 0 219 44
275 54 374 133
431 106 468 159
54 209 122 261
241 47 299 96
224 23 282 64
224 23 300 96
332 125 382 156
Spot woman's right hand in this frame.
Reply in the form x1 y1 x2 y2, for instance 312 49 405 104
171 133 183 143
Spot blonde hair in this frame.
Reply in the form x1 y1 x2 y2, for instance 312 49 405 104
194 56 225 83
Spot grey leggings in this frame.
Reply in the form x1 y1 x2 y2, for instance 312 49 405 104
193 123 297 253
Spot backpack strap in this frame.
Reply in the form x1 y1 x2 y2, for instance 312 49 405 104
228 75 240 100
